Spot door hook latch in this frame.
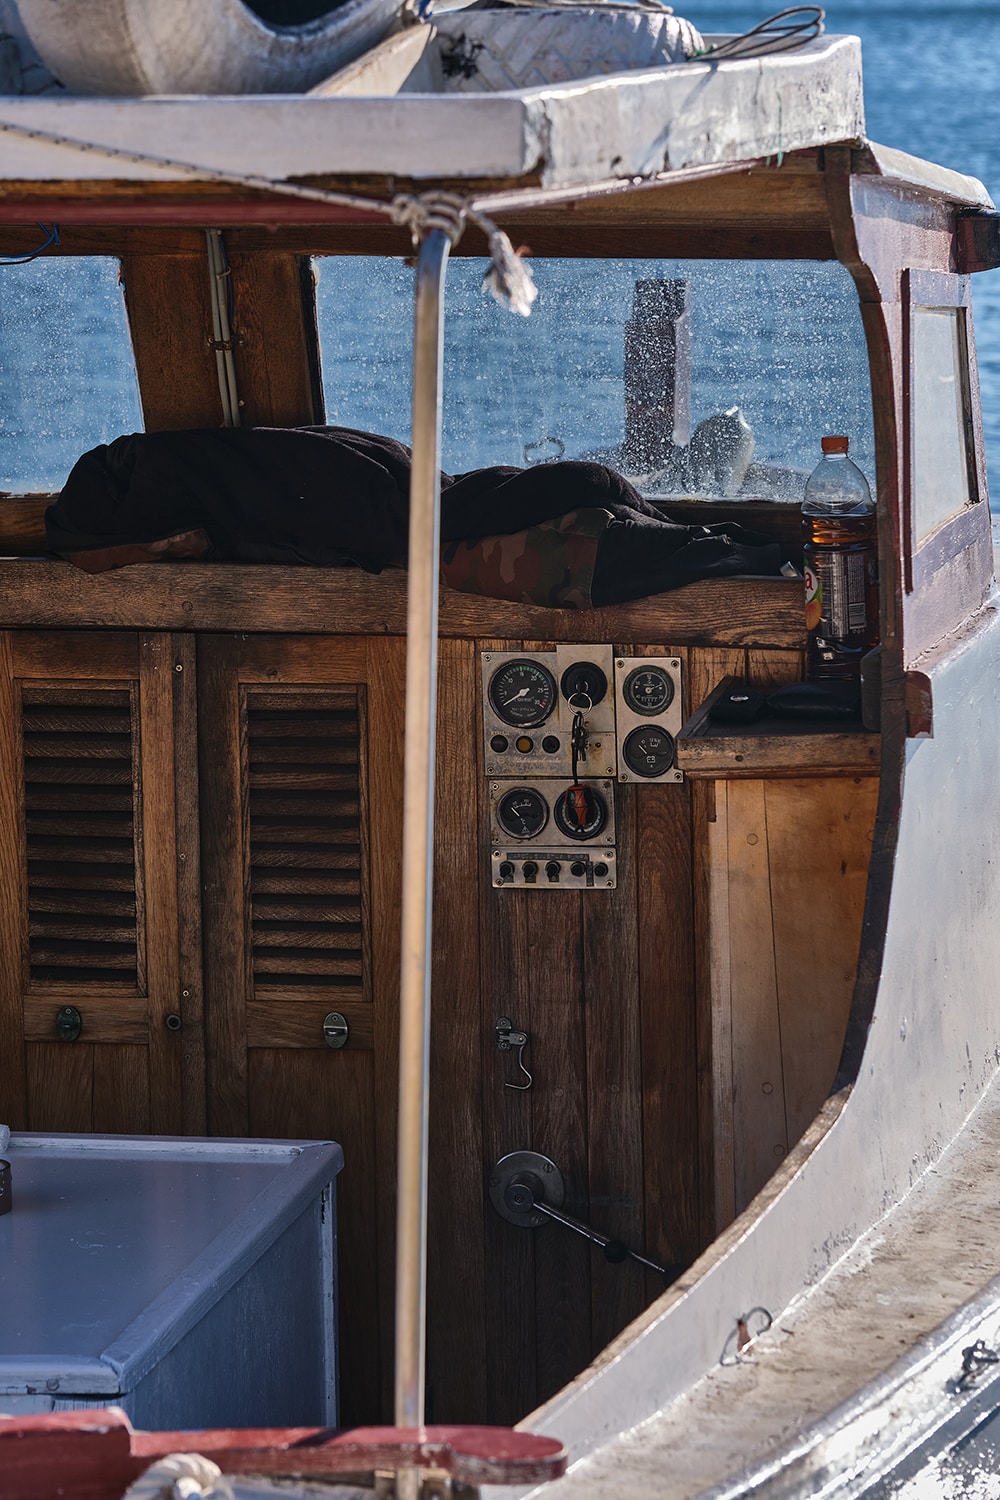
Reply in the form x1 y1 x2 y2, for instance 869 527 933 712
495 1017 532 1090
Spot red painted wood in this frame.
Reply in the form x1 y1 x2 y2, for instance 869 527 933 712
0 198 389 227
0 1411 567 1497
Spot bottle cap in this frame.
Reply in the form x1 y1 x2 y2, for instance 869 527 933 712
821 435 850 453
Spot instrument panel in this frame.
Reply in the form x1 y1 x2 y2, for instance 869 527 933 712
482 647 683 890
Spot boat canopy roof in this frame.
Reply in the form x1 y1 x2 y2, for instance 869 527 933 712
0 28 989 216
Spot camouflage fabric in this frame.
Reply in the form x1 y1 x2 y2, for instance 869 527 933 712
439 507 612 609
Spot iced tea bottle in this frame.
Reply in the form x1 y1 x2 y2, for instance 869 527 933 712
802 435 877 680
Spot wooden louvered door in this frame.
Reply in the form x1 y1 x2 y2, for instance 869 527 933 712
197 634 403 1427
0 631 203 1136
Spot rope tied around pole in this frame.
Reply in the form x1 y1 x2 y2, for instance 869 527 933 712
120 1452 235 1500
391 190 537 316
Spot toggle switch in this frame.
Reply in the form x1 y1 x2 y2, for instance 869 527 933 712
522 861 538 884
545 860 561 883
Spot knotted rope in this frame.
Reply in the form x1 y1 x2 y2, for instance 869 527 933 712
0 118 538 316
121 1452 234 1500
390 189 537 316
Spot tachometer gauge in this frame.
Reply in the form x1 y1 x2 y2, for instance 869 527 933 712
622 726 676 779
622 665 674 716
496 787 549 840
488 659 558 728
554 784 608 841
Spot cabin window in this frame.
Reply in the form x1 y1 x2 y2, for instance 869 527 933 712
911 305 977 542
314 256 874 501
0 257 141 492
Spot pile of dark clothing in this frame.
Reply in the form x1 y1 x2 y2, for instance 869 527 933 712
45 426 781 609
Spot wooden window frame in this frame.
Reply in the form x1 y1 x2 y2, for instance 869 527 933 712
902 268 988 594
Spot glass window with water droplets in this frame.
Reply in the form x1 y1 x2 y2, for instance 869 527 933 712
314 256 874 503
0 257 142 493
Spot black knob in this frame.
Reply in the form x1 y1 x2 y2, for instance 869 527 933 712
542 735 560 754
594 862 609 878
570 862 586 878
498 861 515 881
164 1013 183 1032
545 861 560 882
522 861 538 883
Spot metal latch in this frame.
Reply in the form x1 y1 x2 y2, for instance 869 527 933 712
323 1011 349 1049
495 1017 532 1090
55 1005 82 1042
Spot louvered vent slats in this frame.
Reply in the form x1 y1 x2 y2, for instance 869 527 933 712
23 687 139 987
248 695 363 995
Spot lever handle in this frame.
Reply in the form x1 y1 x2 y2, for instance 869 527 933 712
490 1151 684 1284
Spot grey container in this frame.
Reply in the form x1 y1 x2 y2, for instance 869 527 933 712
0 1133 342 1429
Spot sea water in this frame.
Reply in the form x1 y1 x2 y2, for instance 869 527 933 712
692 0 1000 499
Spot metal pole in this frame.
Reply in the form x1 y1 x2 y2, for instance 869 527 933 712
394 225 450 1465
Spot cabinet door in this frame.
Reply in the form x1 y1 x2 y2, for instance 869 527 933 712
197 634 403 1427
0 631 202 1136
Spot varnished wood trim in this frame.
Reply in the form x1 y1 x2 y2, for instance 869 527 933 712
11 630 138 678
138 634 186 1132
0 635 27 1124
0 562 805 648
23 994 147 1044
246 996 372 1049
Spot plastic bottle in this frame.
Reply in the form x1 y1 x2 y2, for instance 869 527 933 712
802 435 877 680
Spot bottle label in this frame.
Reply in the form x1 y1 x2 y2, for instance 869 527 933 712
811 549 870 641
805 564 822 631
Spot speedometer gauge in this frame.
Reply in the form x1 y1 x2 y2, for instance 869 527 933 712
488 659 558 728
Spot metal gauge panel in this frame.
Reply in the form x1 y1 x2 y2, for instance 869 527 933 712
488 778 617 889
482 646 617 780
614 656 684 783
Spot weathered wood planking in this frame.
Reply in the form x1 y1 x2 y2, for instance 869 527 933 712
0 561 805 648
702 775 878 1219
425 637 488 1423
120 251 224 431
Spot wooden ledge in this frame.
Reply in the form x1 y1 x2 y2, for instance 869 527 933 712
0 560 804 648
677 676 880 778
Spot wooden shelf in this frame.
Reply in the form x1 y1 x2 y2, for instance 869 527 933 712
0 559 804 648
677 676 880 778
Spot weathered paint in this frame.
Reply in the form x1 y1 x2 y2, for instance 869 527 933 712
0 36 863 189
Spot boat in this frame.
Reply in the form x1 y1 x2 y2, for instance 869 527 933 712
2 2 1000 1495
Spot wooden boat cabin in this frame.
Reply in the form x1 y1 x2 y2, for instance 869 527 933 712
0 22 998 1476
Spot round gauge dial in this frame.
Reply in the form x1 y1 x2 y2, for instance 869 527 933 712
554 784 608 841
496 787 549 840
622 726 676 779
622 665 675 716
488 659 558 728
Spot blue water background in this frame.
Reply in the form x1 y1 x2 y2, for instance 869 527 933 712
317 0 1000 497
692 0 1000 494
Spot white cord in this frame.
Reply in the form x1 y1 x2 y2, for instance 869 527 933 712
121 1452 235 1500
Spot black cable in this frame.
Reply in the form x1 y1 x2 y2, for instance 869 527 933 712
697 6 824 61
0 223 60 266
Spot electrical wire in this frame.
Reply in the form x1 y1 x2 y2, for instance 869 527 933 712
696 6 824 60
0 222 59 265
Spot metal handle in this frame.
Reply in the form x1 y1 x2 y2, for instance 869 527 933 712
490 1150 684 1283
495 1017 532 1090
